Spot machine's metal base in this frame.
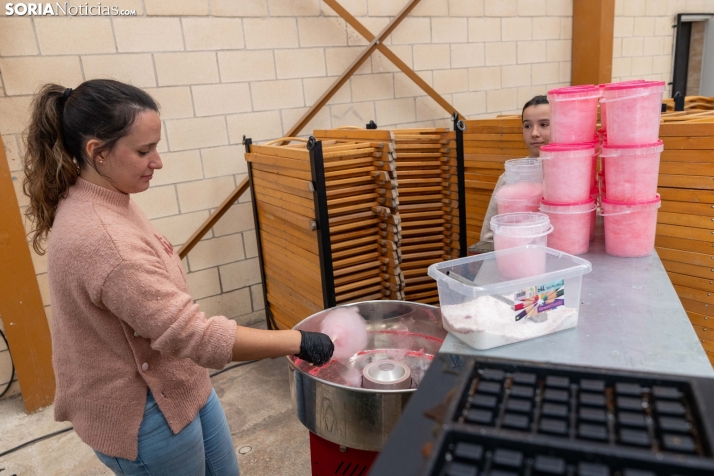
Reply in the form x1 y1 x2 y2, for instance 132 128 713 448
309 432 378 476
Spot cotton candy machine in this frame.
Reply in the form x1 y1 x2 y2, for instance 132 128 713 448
287 301 445 475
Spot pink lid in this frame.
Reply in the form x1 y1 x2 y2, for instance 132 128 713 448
540 197 596 214
599 79 646 89
601 140 664 157
541 142 596 152
602 195 660 207
603 80 666 91
541 197 595 207
548 84 600 98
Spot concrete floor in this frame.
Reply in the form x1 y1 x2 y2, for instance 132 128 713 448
0 357 311 476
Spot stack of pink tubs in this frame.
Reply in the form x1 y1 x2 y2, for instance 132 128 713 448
598 80 666 257
538 85 600 255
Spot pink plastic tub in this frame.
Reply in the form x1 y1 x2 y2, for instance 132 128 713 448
589 186 599 241
548 85 601 143
601 141 664 202
600 195 661 257
598 80 646 132
491 212 553 279
601 81 666 145
540 198 596 255
540 143 596 203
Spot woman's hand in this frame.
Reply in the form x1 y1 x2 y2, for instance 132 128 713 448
295 331 334 366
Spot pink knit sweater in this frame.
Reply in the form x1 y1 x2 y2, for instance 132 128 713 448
47 178 238 460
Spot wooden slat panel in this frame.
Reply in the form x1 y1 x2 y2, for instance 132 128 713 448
657 223 714 242
660 200 714 217
673 285 714 305
692 325 713 343
661 260 713 280
658 174 714 190
662 137 714 150
660 162 714 177
687 311 713 328
659 211 714 229
656 247 713 267
657 187 714 203
656 235 714 254
660 123 714 137
680 298 714 318
667 272 714 292
660 149 714 162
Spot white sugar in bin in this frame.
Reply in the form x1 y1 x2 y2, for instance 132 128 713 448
428 246 592 350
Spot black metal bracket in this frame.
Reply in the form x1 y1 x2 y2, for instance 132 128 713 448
453 114 468 257
244 137 277 330
366 120 378 129
309 140 336 308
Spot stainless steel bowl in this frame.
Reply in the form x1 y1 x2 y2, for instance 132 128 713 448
287 300 444 451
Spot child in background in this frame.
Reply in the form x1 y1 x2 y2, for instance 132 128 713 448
479 96 551 242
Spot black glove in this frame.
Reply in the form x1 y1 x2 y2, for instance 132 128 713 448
295 330 334 366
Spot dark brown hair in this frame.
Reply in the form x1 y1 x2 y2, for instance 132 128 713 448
23 79 158 254
522 95 549 118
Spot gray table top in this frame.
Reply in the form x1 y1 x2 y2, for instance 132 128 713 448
440 233 714 378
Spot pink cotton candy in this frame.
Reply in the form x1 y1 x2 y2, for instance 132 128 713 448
601 197 660 257
602 82 665 145
542 149 593 203
548 86 600 143
544 211 591 255
602 142 663 202
491 213 551 279
495 182 543 214
319 307 368 360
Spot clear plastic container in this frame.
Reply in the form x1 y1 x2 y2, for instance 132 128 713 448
495 158 544 214
601 141 664 202
491 213 553 280
428 247 592 350
601 81 666 145
548 85 601 143
540 143 596 203
598 80 646 132
600 195 661 257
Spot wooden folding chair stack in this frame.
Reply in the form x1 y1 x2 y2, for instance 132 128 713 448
462 118 529 242
653 120 714 367
245 136 401 329
314 128 405 302
389 128 459 304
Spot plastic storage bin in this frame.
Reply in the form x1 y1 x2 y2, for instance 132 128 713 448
600 195 661 257
548 85 601 143
539 198 596 255
428 247 592 350
601 81 666 145
540 143 596 203
494 158 543 214
601 141 664 202
491 213 553 279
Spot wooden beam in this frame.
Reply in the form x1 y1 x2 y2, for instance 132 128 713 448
571 0 615 85
0 133 55 412
323 0 462 120
177 175 250 259
286 0 430 138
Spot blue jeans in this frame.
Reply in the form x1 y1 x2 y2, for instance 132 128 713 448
95 389 239 476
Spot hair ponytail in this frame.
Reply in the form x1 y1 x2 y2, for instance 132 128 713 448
23 84 79 255
22 79 158 254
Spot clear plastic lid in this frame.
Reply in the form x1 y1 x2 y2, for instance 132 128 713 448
504 157 542 183
540 198 596 215
601 80 666 100
427 246 592 298
490 212 551 237
600 140 664 157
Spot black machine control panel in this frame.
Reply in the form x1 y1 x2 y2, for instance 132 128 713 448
369 355 714 476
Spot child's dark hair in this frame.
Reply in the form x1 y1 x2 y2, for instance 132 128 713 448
23 79 158 254
522 95 549 117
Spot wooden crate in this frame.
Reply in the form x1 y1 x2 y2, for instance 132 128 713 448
245 137 401 329
462 117 530 242
655 120 714 366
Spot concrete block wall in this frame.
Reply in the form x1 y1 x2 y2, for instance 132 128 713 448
0 0 574 399
612 0 714 95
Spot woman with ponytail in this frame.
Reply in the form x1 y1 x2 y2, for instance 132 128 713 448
23 80 334 476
